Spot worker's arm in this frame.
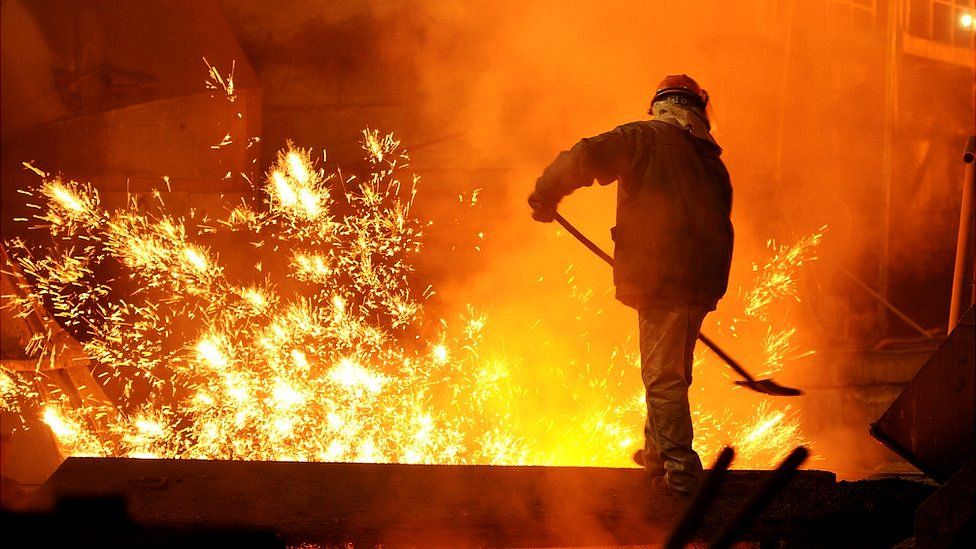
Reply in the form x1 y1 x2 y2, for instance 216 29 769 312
528 123 642 222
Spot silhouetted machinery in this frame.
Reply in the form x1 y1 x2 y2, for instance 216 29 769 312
871 136 976 548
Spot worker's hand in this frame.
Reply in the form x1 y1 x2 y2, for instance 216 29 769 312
528 190 557 223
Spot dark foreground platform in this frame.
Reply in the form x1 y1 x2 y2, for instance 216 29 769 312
24 457 842 546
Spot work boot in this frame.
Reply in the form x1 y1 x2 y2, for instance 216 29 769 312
632 450 666 478
647 475 691 500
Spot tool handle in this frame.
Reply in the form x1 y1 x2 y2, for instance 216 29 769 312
697 333 756 384
554 213 614 267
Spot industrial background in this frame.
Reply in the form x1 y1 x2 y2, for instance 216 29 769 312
1 0 973 546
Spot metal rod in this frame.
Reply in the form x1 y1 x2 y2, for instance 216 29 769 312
707 446 810 549
554 213 614 266
838 266 934 339
665 446 735 549
697 333 756 384
949 135 976 334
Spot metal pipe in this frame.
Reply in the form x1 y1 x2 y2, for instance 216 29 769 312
707 446 810 549
949 136 976 334
665 446 735 549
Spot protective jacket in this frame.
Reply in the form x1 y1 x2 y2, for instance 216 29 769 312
531 114 733 309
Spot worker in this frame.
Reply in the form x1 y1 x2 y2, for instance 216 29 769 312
528 74 734 496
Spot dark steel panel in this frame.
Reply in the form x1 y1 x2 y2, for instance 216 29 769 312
871 307 975 482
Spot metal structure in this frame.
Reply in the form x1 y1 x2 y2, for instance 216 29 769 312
871 306 975 482
949 135 976 333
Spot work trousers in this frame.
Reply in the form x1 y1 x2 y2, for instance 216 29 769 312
638 299 706 493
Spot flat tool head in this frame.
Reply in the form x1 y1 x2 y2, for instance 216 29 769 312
734 379 804 397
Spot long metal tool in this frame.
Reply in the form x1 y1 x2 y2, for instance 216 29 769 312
665 446 736 549
553 212 803 397
707 446 810 549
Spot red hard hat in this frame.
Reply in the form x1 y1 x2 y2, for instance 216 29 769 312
653 74 709 108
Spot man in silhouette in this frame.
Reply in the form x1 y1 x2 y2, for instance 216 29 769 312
528 75 733 495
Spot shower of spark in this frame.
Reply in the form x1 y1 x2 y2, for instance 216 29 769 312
1 68 822 469
743 231 825 321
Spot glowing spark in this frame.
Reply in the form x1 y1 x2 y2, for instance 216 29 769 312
196 338 228 369
742 411 785 444
743 229 825 320
272 171 297 206
329 358 386 394
22 161 48 177
290 350 309 369
271 379 305 410
243 288 267 309
298 188 321 217
211 133 234 149
134 417 166 438
183 247 208 272
287 151 309 184
364 131 384 162
204 58 236 102
50 184 84 213
292 252 331 282
42 407 75 438
432 344 449 364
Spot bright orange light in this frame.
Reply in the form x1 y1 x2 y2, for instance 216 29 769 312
272 171 297 206
196 337 228 369
432 344 449 364
183 246 208 272
42 407 75 438
961 13 974 30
